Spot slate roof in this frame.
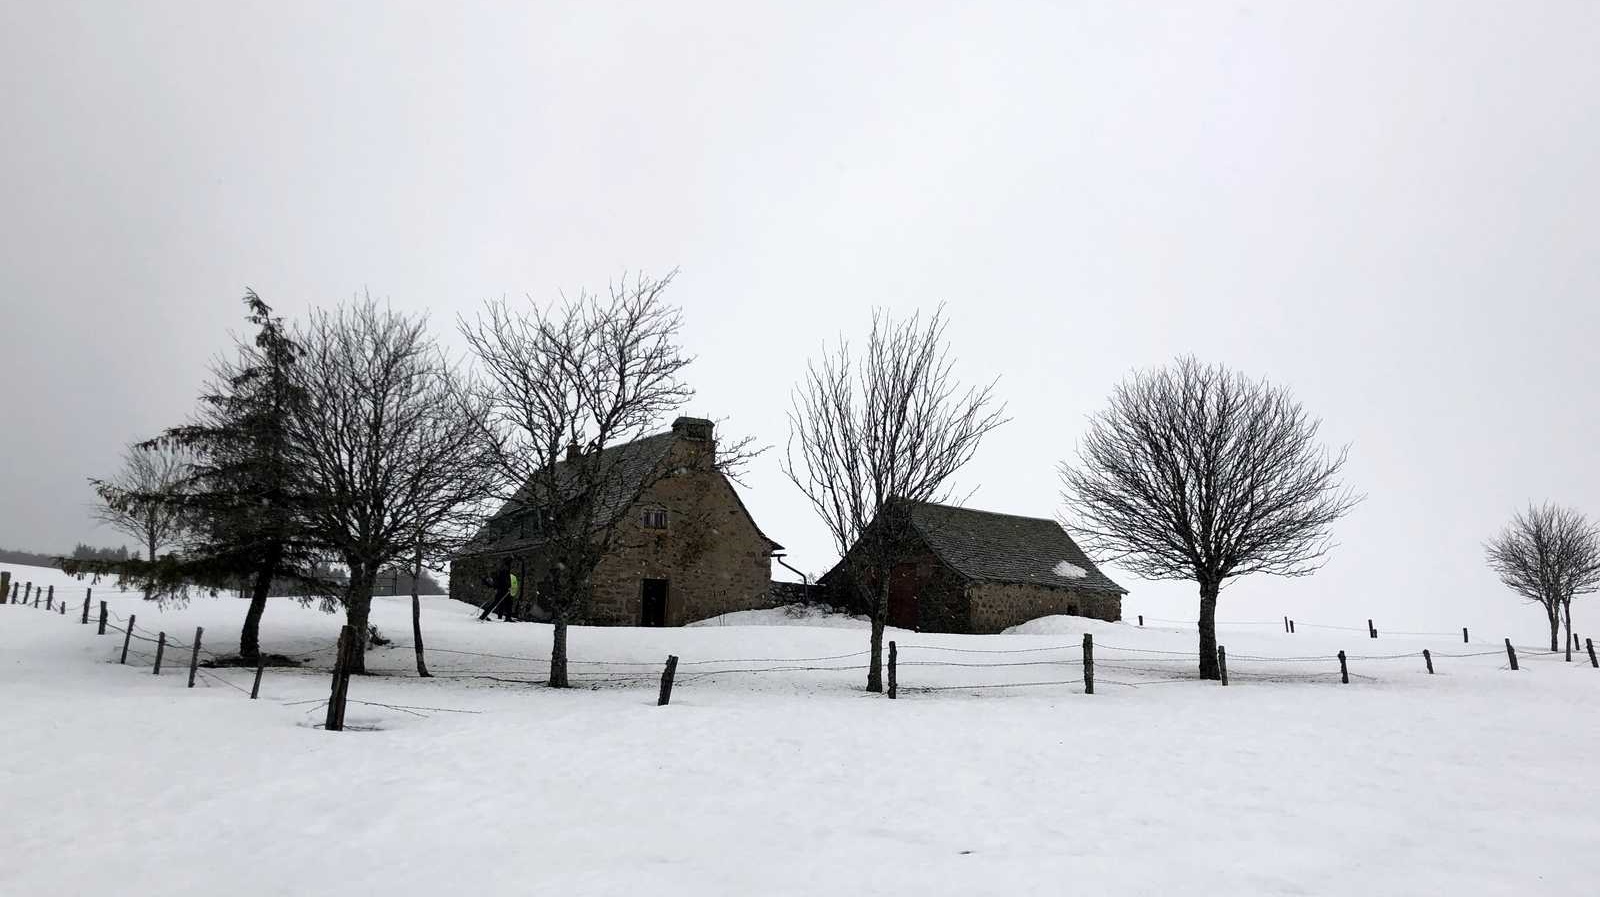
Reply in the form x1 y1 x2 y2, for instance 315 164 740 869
461 431 679 556
460 427 780 557
905 501 1127 595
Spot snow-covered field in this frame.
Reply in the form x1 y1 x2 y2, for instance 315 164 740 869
2 562 1597 896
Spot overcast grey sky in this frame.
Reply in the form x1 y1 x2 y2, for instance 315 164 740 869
3 2 1597 640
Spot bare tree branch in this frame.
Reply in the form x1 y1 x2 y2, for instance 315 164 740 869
783 304 1007 692
460 271 737 687
1486 502 1600 658
91 443 191 572
290 298 497 673
1059 356 1361 679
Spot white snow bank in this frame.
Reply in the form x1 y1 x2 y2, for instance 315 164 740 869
687 605 869 629
1003 614 1086 635
1051 560 1087 579
6 560 1600 896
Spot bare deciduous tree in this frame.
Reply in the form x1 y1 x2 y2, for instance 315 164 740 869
1485 503 1600 660
784 306 1006 692
462 271 752 687
1059 356 1360 680
93 444 190 575
291 300 494 674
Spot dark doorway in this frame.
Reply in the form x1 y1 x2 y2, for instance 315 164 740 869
887 564 919 630
640 578 669 627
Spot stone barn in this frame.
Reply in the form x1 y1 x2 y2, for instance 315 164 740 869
821 501 1126 633
450 417 782 626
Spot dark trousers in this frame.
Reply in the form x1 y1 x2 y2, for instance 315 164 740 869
479 591 511 621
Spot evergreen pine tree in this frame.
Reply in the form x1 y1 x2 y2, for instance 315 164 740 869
70 291 333 661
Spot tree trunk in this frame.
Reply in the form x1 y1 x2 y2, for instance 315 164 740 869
411 549 431 678
1197 581 1220 680
144 533 157 604
1549 609 1560 653
343 564 376 675
550 614 570 688
238 545 281 663
865 573 888 693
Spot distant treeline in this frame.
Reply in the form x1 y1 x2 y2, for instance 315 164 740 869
0 545 443 596
212 564 444 599
0 543 136 569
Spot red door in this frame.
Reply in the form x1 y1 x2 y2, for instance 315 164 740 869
887 564 919 630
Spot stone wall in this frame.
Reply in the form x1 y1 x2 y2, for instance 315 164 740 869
586 445 774 625
965 582 1122 634
887 550 969 633
448 551 556 621
450 431 776 626
449 554 495 611
915 564 972 633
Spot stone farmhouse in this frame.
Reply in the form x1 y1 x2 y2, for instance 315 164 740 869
450 417 781 626
821 501 1126 633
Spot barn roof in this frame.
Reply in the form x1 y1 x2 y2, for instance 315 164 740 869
905 501 1127 595
460 423 780 557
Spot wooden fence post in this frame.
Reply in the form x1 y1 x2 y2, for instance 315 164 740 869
187 627 204 688
1082 633 1095 695
251 656 265 699
333 633 354 731
1337 650 1349 684
45 585 53 611
1367 618 1376 639
120 614 135 663
1504 639 1518 671
97 601 108 635
58 600 64 616
1289 620 1295 634
1218 646 1229 686
887 641 897 699
657 655 679 706
326 625 355 731
1283 616 1289 633
81 589 91 624
8 581 16 603
1587 638 1597 669
1138 614 1143 627
1462 627 1469 644
1423 649 1434 674
0 572 9 605
153 632 166 675
23 581 32 605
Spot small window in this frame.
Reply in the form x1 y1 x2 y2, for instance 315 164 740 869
642 508 668 530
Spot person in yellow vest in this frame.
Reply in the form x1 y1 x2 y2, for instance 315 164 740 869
479 558 515 621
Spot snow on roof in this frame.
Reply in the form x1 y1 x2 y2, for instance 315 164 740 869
1051 560 1087 579
897 501 1127 594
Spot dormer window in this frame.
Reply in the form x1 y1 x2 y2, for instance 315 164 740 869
642 508 668 530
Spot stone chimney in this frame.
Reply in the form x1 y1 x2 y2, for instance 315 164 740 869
671 417 714 443
565 441 581 462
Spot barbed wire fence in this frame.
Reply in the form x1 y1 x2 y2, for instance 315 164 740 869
5 573 1598 724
